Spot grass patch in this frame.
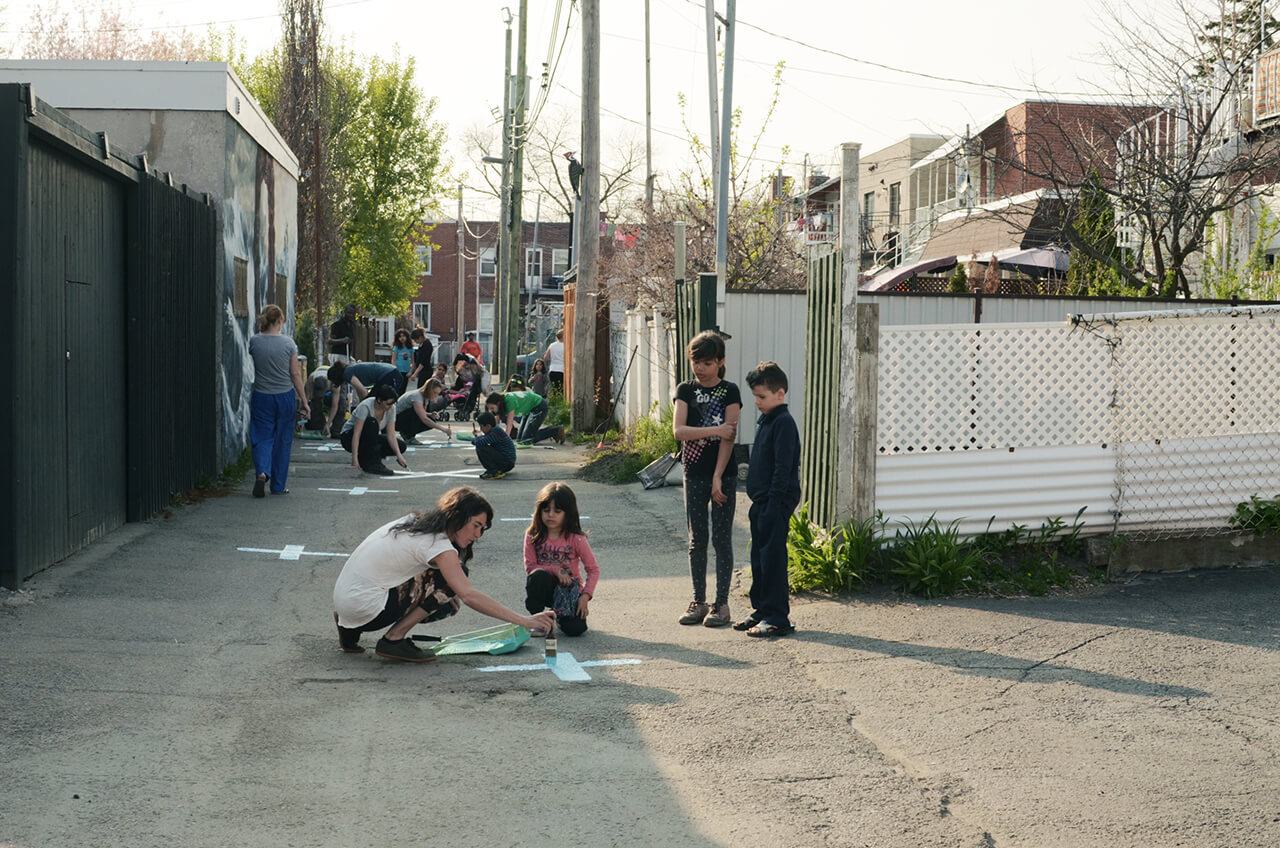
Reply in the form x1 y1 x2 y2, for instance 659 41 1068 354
787 505 1101 599
577 404 677 484
168 449 253 509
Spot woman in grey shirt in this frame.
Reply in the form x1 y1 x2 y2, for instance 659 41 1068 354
249 305 310 497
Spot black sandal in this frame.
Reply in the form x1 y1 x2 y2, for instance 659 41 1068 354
746 621 795 638
732 613 762 631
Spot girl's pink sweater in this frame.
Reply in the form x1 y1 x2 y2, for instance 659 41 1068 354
523 532 600 597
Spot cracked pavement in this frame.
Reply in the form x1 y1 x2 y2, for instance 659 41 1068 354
3 434 1280 847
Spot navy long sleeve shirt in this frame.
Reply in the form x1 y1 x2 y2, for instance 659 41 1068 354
746 403 801 511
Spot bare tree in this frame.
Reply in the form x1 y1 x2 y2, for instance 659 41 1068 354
1002 0 1280 297
21 0 207 60
463 105 641 221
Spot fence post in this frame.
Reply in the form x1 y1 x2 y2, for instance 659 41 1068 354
853 302 879 522
835 141 862 523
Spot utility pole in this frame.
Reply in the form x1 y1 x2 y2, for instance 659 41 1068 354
504 0 528 381
644 0 654 211
308 2 325 363
496 10 514 371
703 1 719 193
573 0 600 429
713 0 735 330
455 184 464 348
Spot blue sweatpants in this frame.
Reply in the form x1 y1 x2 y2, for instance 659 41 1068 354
251 389 298 493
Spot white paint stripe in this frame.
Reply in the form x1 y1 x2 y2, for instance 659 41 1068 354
236 546 350 558
279 544 305 561
316 487 399 495
475 656 642 680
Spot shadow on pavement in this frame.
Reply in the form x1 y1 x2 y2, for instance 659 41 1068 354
790 628 1211 698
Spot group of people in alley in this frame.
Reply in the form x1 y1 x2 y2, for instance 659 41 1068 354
246 303 803 664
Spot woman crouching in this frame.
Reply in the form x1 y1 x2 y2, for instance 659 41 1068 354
332 487 555 662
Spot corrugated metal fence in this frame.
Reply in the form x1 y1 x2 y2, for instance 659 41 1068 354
1 84 218 587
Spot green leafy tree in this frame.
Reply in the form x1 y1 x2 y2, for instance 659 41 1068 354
215 5 447 320
337 53 447 314
947 264 968 293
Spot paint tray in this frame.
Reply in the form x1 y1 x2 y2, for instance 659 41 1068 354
431 623 530 656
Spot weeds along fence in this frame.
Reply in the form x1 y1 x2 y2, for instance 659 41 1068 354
876 305 1280 540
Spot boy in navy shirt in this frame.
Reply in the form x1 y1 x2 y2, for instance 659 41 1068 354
473 411 516 480
737 361 802 638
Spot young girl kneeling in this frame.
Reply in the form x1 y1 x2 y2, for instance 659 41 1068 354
523 482 598 636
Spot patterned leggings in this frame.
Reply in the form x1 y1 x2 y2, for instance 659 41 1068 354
684 474 737 607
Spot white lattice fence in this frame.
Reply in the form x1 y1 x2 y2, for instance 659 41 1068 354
1083 306 1280 538
878 323 1112 455
875 309 1280 539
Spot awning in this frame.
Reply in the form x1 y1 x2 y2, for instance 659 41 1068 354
861 255 958 292
972 245 1069 276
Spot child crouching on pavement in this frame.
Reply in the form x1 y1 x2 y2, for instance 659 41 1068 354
473 411 515 480
737 361 801 638
523 482 599 637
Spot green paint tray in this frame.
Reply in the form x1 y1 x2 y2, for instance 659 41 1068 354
431 623 531 656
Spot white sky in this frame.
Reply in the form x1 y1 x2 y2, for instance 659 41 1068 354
1 0 1198 220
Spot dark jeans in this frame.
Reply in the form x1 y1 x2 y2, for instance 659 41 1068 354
475 442 515 474
683 473 737 607
748 500 793 626
516 397 558 444
549 371 564 392
340 423 405 468
524 569 587 636
396 410 431 441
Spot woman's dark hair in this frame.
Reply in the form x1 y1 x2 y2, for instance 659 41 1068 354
410 327 426 341
372 384 398 404
485 391 506 412
527 482 585 548
327 360 347 386
391 486 494 564
687 330 727 378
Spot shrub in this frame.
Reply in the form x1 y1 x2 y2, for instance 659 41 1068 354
888 515 980 598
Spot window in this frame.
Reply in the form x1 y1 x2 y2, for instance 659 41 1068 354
888 182 901 228
416 245 432 276
374 317 394 347
233 257 249 318
274 273 288 309
412 302 431 329
552 248 569 276
525 247 542 288
863 191 874 223
478 302 494 333
479 245 496 277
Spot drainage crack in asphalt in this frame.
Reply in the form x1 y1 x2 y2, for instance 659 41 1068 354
998 629 1119 694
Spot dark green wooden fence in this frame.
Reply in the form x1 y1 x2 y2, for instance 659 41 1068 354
801 252 843 527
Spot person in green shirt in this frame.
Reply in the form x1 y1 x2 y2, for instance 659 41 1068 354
485 390 565 445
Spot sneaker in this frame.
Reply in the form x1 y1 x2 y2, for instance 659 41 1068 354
479 469 507 480
678 601 710 625
252 475 266 498
361 462 395 476
334 612 364 654
703 603 731 628
374 636 437 663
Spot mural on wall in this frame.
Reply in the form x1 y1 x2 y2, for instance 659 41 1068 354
218 123 297 464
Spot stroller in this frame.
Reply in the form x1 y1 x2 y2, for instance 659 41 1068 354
437 361 489 421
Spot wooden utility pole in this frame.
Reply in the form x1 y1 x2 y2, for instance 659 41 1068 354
837 141 871 523
455 184 464 345
504 0 528 381
713 0 735 330
573 0 600 429
644 0 654 211
308 2 325 362
496 12 513 371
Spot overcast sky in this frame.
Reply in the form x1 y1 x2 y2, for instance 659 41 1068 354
2 0 1198 219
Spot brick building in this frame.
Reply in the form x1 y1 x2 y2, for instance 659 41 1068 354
400 220 571 362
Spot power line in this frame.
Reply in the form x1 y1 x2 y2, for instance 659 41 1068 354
675 0 1100 99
